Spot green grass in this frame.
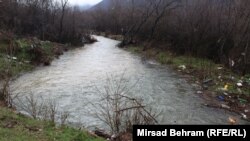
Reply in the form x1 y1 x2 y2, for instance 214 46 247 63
41 41 54 57
156 52 169 64
15 39 54 62
0 38 57 78
0 54 33 78
0 36 105 140
108 35 124 41
15 39 32 61
0 107 104 141
126 46 143 54
16 39 29 49
0 41 8 53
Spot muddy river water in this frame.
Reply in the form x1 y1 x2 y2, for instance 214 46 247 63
10 36 248 130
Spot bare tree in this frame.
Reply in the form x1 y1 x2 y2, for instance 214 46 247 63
90 74 159 135
59 0 68 41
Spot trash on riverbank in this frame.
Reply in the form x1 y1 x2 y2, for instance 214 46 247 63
228 117 237 125
178 65 186 70
221 104 230 109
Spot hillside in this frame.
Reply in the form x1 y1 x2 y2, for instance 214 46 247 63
91 0 146 11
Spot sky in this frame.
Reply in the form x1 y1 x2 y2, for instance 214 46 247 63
68 0 102 6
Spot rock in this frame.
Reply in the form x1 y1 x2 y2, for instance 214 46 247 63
221 104 230 109
43 58 51 66
94 129 110 139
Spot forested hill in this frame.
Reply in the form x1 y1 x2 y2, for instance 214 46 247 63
91 0 233 11
91 0 146 11
89 0 249 74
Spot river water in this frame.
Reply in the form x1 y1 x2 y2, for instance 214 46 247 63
10 36 248 129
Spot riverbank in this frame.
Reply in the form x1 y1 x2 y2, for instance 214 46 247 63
120 43 250 123
0 107 104 141
0 33 97 79
0 34 104 140
0 36 66 79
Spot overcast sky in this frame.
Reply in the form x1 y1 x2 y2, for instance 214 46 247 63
68 0 102 6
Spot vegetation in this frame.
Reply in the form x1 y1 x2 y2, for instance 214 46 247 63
92 75 158 138
89 0 250 75
125 45 250 118
0 31 67 79
0 107 104 141
1 0 250 140
0 0 86 46
0 55 33 79
89 0 250 121
0 1 98 140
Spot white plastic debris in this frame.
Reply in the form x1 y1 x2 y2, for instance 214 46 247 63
244 110 249 113
237 83 243 87
197 91 203 94
24 60 30 64
223 92 229 96
12 57 17 60
241 113 247 120
217 67 223 70
229 59 235 67
221 104 230 109
178 65 186 70
111 134 117 140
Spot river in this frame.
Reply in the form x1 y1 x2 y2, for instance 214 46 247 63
10 36 248 130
